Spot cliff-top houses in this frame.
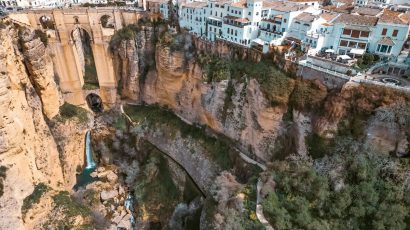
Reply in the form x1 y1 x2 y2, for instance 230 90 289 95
163 0 410 66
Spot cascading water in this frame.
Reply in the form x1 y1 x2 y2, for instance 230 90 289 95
124 193 136 230
85 130 96 169
73 130 97 190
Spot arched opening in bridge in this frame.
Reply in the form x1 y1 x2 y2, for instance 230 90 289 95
100 15 114 28
39 15 55 30
86 93 103 112
71 27 99 90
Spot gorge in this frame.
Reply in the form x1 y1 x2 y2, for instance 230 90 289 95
0 8 410 230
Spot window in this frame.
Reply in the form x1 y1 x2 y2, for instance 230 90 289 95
360 31 369 37
382 28 387 35
343 29 351 35
392 29 398 37
339 40 348 46
358 42 366 49
349 41 357 48
351 30 360 38
256 12 259 15
284 19 287 23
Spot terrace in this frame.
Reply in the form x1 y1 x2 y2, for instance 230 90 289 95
223 15 250 27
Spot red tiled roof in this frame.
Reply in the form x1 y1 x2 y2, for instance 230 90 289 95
378 9 409 25
294 12 316 23
231 0 247 8
335 13 378 26
319 12 339 22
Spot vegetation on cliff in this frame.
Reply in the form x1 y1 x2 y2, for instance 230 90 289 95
42 191 92 229
54 102 89 124
0 166 6 198
263 138 410 230
21 183 50 216
263 85 410 229
198 55 295 106
124 104 235 169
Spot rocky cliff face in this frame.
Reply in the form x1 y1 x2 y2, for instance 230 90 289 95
113 27 155 102
135 40 285 162
20 32 62 119
0 26 64 229
0 25 91 229
114 31 409 162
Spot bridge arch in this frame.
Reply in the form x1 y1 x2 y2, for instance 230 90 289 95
100 14 115 28
86 93 103 112
70 26 99 91
39 15 55 30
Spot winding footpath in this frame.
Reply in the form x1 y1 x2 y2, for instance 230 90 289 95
119 104 274 230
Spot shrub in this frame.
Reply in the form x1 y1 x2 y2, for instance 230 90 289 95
198 56 295 106
124 105 234 169
56 102 89 124
0 166 7 198
33 29 48 46
22 183 50 215
109 24 140 50
289 80 327 112
362 53 374 65
263 140 410 230
52 191 91 218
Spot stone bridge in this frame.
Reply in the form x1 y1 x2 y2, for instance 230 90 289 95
9 8 148 106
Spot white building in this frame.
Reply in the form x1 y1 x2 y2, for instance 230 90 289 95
180 2 207 36
1 0 71 8
369 10 410 58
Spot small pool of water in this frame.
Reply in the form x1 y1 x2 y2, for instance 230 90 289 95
73 167 97 191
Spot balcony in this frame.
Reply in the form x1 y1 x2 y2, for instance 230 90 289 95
223 15 250 28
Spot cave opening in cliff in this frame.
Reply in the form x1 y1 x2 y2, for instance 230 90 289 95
86 93 103 113
71 26 100 90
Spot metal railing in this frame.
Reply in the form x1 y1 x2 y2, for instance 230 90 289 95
298 60 351 80
299 60 410 93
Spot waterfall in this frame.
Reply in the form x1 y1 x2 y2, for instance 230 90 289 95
85 131 96 169
124 193 136 230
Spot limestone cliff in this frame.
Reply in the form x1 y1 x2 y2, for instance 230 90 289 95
0 25 92 229
113 27 155 102
0 26 64 229
20 29 62 119
141 43 285 162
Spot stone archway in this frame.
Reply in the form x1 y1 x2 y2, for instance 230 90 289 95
86 93 103 112
39 15 55 30
100 14 115 28
71 26 100 90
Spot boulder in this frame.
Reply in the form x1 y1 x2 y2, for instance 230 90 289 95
101 190 119 201
107 171 118 183
90 171 98 178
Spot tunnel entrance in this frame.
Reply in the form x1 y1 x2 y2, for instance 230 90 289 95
86 93 103 113
71 26 99 90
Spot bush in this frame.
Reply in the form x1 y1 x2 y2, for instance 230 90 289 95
33 29 48 46
52 191 91 218
56 102 89 124
0 166 7 198
263 140 410 230
289 80 327 112
198 56 295 106
124 105 234 169
109 24 140 50
22 183 50 215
